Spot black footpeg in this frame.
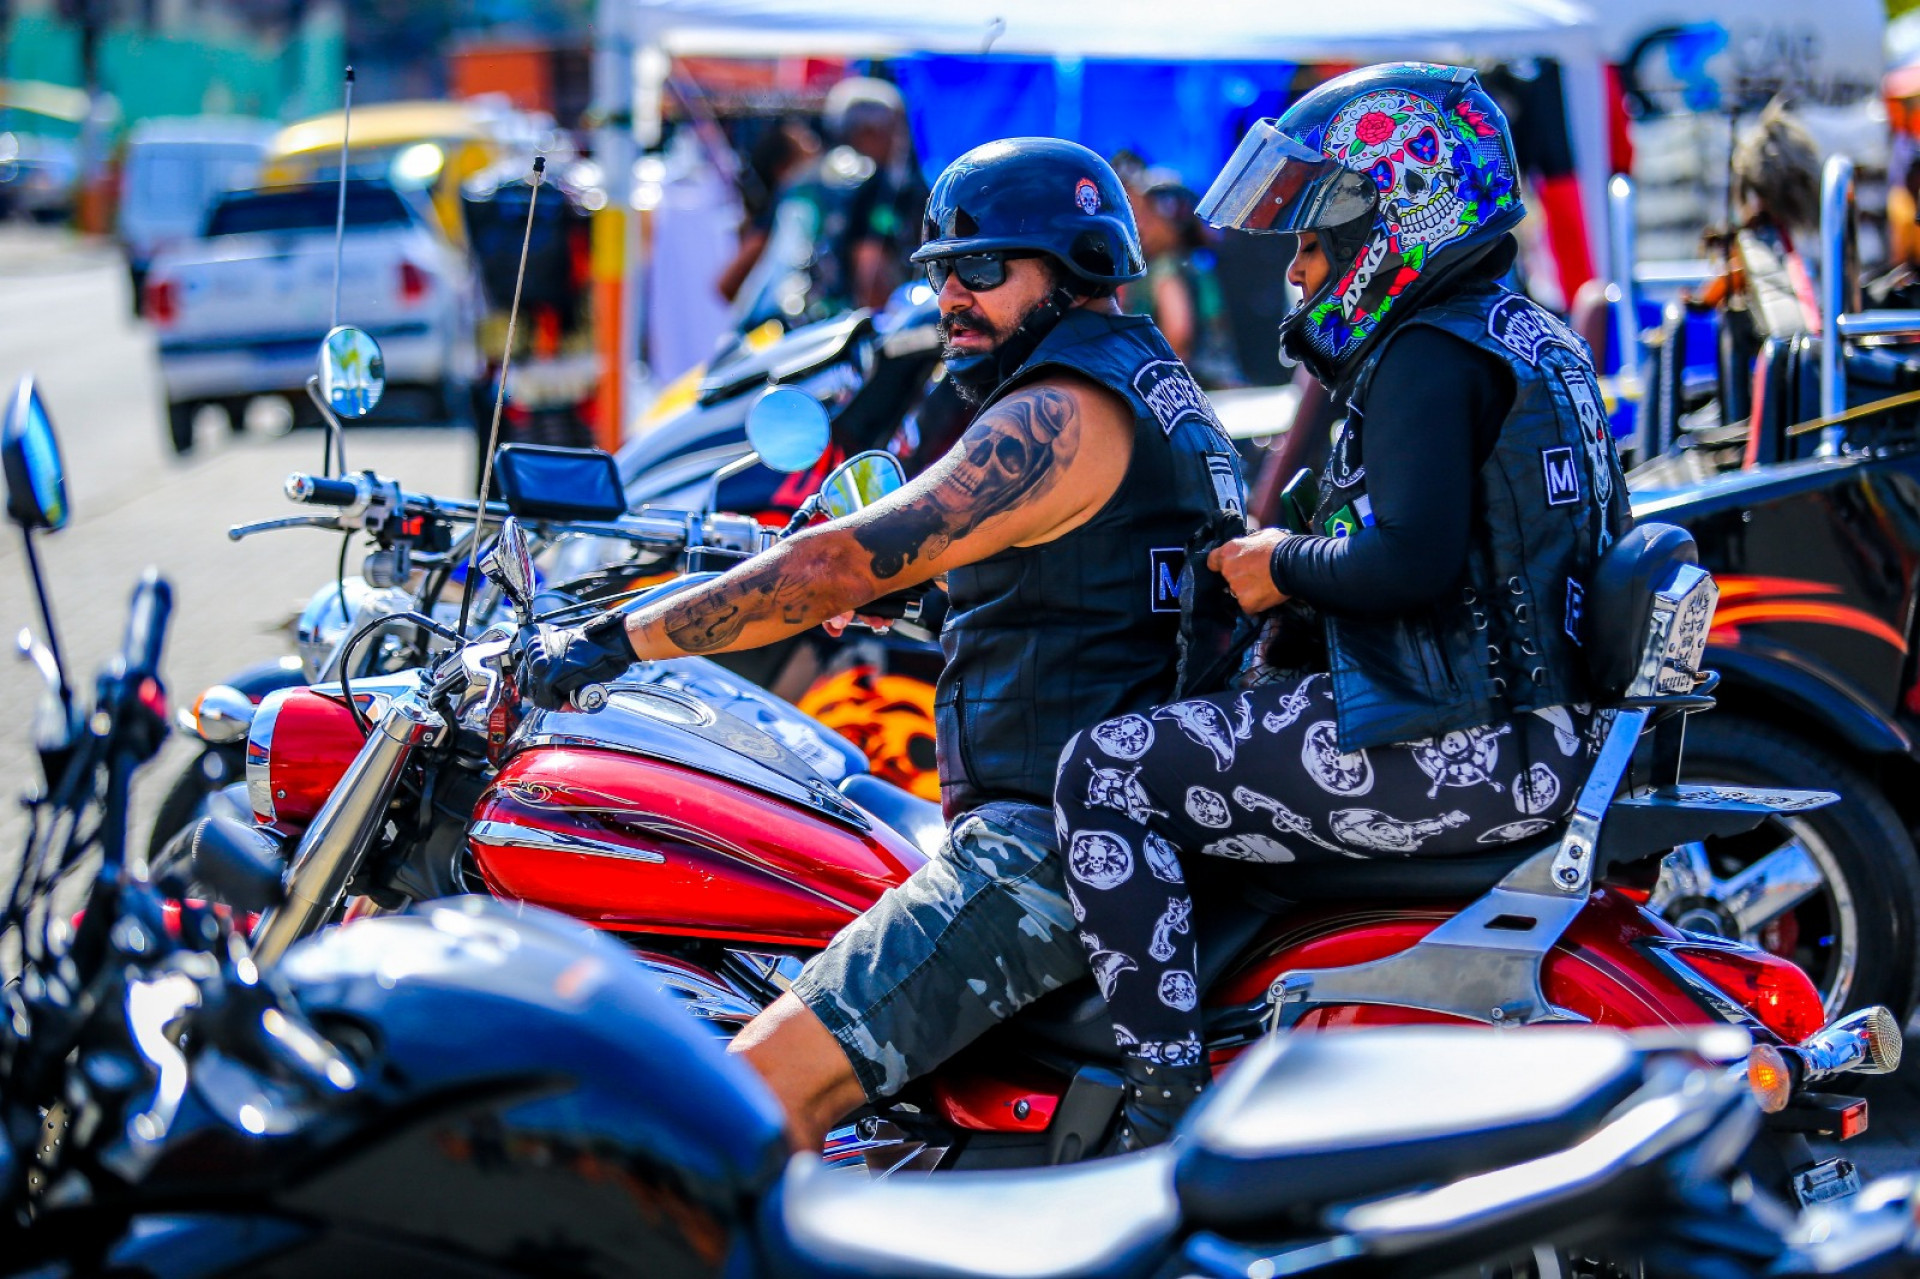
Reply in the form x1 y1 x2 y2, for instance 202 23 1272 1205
1046 1065 1123 1164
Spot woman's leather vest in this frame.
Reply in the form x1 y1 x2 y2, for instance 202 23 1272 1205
936 309 1246 818
1311 283 1633 751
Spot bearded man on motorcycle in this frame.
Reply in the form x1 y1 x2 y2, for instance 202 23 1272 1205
521 138 1248 1149
1050 63 1635 1149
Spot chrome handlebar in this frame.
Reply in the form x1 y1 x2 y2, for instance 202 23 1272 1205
230 469 753 557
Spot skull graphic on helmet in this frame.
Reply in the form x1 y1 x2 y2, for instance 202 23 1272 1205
1323 89 1469 253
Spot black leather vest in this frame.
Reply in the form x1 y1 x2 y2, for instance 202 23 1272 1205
936 309 1246 817
1313 283 1633 750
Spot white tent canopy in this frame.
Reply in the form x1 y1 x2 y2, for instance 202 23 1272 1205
620 0 1614 282
631 0 1601 63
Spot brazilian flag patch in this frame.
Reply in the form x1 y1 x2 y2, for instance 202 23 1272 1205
1325 495 1375 539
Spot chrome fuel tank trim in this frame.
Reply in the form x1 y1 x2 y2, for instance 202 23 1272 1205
468 819 666 864
514 663 871 830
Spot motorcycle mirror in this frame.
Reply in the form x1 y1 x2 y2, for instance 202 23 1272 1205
2 376 70 533
187 815 287 913
318 325 386 420
744 386 831 473
819 450 906 520
479 516 538 620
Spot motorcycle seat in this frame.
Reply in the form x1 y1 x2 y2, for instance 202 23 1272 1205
1174 1026 1643 1230
762 1145 1178 1279
1005 783 1781 1064
839 774 947 860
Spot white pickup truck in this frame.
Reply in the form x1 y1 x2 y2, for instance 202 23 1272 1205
144 179 481 453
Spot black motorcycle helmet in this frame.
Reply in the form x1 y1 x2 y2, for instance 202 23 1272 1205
911 138 1146 290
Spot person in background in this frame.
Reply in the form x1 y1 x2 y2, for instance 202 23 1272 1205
1121 165 1244 388
718 118 822 305
1695 100 1822 341
826 76 930 312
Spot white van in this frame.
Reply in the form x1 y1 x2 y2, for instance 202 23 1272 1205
118 116 276 310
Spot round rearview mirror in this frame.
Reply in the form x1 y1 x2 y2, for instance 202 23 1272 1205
479 517 538 619
2 376 70 533
319 325 386 419
744 386 831 474
819 450 906 520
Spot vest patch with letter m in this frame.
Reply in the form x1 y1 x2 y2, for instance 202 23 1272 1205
1133 360 1219 435
1540 446 1582 507
1150 547 1184 613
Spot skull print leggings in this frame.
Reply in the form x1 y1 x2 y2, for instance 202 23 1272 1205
1051 671 1599 1066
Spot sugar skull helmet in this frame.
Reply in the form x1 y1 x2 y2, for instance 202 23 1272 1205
1198 63 1524 383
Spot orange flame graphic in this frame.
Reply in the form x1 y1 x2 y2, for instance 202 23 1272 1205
1709 576 1908 653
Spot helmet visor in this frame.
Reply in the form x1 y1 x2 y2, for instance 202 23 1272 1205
1197 119 1379 234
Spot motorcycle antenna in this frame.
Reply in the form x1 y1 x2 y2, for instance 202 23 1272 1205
456 154 545 639
329 65 354 333
305 65 355 479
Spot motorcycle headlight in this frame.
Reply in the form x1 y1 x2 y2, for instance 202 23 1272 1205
295 578 373 682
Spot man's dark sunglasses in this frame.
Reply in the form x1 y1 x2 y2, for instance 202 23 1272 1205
924 252 1028 292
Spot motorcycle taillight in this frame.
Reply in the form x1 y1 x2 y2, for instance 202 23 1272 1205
1670 942 1826 1045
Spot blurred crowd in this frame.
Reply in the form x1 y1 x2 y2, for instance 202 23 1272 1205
703 75 1254 390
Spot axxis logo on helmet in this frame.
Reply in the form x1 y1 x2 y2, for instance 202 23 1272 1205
1075 178 1102 215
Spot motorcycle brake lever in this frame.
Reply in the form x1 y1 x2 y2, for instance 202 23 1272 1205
227 515 347 542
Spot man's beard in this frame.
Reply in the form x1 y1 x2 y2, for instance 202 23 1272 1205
938 296 1054 407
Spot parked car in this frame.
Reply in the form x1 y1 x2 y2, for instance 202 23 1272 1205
143 178 482 453
116 115 274 313
0 131 78 223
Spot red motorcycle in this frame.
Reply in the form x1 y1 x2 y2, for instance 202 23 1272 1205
190 447 1900 1201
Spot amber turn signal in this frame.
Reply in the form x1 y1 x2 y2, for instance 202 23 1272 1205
1747 1044 1793 1114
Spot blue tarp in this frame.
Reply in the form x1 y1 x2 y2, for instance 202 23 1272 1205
892 56 1296 189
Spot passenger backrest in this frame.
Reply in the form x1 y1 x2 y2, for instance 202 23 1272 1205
1582 523 1704 704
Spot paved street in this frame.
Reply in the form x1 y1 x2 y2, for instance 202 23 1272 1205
2 224 1920 1188
0 225 469 858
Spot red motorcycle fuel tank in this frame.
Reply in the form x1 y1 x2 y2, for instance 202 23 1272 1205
471 749 922 943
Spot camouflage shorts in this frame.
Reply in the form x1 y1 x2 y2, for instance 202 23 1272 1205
789 800 1087 1101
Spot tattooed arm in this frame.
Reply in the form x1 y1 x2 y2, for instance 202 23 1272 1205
618 376 1133 658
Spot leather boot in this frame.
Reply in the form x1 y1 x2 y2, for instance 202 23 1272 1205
1106 1058 1209 1153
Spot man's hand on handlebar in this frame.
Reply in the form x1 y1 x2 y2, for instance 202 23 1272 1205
823 611 892 637
517 612 637 711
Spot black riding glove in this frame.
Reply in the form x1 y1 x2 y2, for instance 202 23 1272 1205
519 613 634 711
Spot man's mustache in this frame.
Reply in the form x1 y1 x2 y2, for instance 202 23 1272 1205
938 310 996 346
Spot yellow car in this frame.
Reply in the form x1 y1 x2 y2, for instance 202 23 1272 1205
261 101 506 248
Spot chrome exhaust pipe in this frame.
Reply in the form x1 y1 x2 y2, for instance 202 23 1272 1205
1793 1006 1902 1083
